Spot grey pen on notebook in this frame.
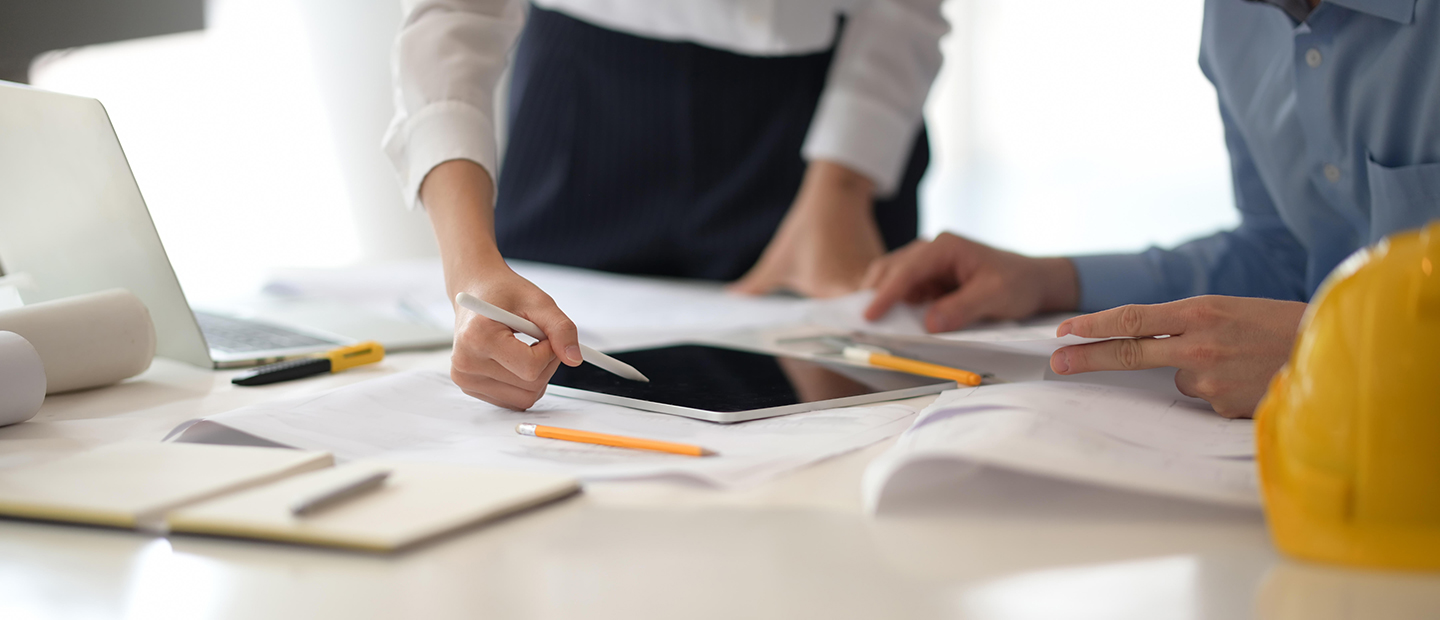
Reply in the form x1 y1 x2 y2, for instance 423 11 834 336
455 292 649 382
290 470 392 517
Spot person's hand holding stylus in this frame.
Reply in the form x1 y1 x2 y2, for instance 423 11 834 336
456 293 647 383
449 271 582 411
422 161 583 411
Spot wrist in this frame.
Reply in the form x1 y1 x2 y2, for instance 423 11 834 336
1037 257 1080 312
444 251 511 294
797 160 875 216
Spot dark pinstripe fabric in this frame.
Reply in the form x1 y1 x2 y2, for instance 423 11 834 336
495 5 929 281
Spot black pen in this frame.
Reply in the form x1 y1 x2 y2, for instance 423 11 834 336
232 341 384 386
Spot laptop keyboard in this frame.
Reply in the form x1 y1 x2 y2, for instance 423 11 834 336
194 311 339 353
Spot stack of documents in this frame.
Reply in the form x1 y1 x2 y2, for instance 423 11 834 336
862 384 1259 512
170 370 922 488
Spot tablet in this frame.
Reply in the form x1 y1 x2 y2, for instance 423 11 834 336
547 344 955 423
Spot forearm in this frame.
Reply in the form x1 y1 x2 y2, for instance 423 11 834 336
1068 226 1308 312
796 160 875 214
419 160 508 294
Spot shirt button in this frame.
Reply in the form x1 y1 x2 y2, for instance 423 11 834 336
1306 48 1322 68
1324 164 1341 183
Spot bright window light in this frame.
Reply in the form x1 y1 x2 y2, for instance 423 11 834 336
922 0 1237 257
29 0 360 306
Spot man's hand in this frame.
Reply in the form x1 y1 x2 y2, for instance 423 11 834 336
421 159 581 410
729 160 884 298
862 232 1079 332
1049 296 1308 418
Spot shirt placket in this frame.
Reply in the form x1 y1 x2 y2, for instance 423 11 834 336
1290 10 1369 239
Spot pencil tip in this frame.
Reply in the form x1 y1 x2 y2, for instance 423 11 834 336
700 449 719 457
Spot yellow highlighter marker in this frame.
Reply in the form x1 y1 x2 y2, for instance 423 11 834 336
231 341 385 386
842 346 983 386
517 423 716 457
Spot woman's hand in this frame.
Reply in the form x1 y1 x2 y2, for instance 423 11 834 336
1049 296 1308 418
420 159 580 410
862 232 1080 332
729 160 885 298
450 268 580 410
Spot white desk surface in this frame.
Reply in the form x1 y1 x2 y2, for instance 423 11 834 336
2 352 1437 620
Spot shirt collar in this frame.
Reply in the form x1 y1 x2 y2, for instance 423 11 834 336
1324 0 1415 23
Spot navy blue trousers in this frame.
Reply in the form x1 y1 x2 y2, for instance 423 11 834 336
495 6 929 281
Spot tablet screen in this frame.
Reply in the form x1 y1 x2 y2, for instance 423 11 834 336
548 344 953 413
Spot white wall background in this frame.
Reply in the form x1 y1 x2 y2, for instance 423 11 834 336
30 0 1237 304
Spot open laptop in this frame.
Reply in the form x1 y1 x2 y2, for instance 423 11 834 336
0 81 452 368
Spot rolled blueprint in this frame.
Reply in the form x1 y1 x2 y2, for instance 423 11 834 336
0 289 156 394
0 331 46 426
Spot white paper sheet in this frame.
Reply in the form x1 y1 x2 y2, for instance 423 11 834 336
804 290 1109 356
862 388 1259 512
171 370 919 488
804 291 929 336
924 382 1252 458
268 259 814 351
511 262 813 350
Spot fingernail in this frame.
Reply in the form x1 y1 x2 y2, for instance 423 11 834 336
1057 323 1072 337
565 345 582 365
1052 351 1070 374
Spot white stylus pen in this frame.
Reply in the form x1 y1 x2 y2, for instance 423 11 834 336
455 292 650 383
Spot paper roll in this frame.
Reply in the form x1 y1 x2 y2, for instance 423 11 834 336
0 331 46 426
0 289 157 394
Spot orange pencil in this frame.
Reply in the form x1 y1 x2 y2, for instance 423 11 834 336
516 423 717 457
843 346 984 386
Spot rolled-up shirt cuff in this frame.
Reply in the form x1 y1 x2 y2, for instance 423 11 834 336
382 100 498 211
801 89 918 198
1069 253 1172 312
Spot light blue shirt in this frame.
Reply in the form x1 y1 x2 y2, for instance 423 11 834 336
1071 0 1440 311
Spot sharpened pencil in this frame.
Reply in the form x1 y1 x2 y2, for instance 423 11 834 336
516 423 716 457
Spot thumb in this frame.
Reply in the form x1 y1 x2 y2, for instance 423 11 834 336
529 302 582 367
925 282 1003 333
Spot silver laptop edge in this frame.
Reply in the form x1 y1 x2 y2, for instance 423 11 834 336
0 81 218 367
0 81 449 368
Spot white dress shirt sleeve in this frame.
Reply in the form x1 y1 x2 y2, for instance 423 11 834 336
383 0 526 210
801 0 948 197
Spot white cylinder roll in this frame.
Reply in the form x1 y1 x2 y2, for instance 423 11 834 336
0 289 156 394
0 331 46 426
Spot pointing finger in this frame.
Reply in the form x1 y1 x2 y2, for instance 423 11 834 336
1050 336 1184 375
1058 301 1192 339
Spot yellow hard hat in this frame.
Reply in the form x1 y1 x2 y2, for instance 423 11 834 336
1257 220 1440 570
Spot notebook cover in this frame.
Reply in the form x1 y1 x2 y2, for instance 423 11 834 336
165 460 580 551
0 442 333 528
